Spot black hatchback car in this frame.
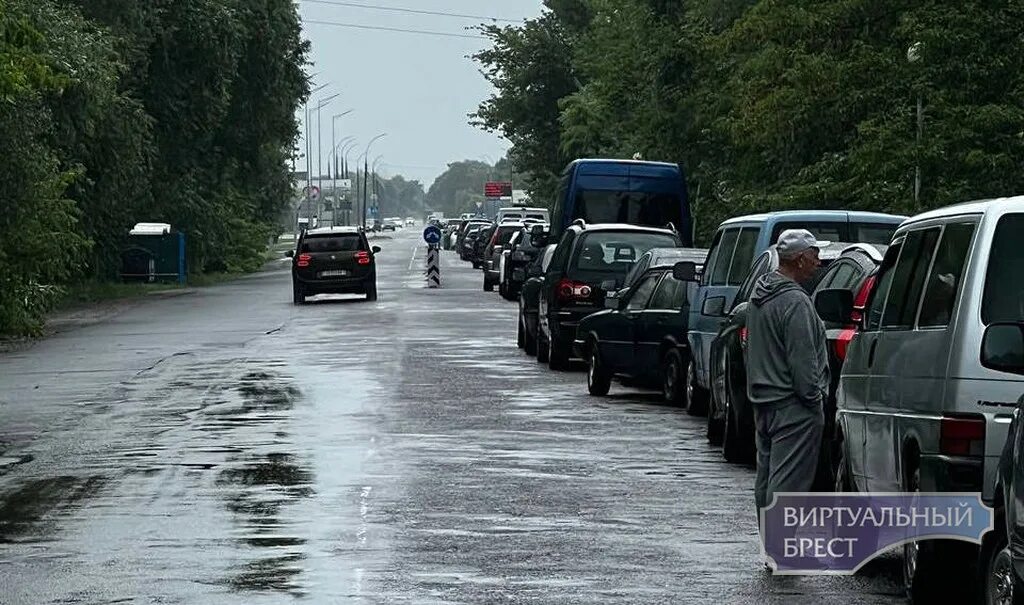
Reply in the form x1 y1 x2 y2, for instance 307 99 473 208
287 227 380 304
537 222 682 370
574 260 698 401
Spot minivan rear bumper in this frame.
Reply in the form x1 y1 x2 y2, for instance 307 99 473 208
919 453 983 493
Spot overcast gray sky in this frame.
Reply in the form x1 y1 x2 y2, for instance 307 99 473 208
295 0 544 188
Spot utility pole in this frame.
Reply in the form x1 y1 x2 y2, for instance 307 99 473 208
361 133 387 228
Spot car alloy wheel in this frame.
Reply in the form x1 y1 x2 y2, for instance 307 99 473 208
987 540 1016 605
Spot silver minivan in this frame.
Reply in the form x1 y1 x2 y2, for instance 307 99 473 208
820 198 1024 600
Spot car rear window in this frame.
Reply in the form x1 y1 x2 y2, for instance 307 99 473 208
982 213 1024 325
571 231 679 275
301 234 364 253
497 227 521 245
851 222 900 245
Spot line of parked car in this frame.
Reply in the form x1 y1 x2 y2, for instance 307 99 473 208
442 156 1024 602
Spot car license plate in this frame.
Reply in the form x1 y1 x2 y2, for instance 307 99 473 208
318 269 349 278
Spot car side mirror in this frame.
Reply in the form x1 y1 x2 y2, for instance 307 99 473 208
600 279 617 292
672 261 698 282
372 245 381 254
981 323 1024 375
702 296 727 317
604 293 619 309
815 288 854 324
285 249 294 258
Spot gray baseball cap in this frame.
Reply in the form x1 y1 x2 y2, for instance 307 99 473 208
776 229 829 259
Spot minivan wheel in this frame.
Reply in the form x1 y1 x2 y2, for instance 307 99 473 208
517 319 525 349
587 345 612 396
662 349 686 406
292 282 305 305
903 466 972 602
980 516 1021 605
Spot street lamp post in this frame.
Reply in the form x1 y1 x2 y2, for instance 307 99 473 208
328 135 355 225
372 154 384 220
361 133 387 228
907 42 923 209
315 93 340 220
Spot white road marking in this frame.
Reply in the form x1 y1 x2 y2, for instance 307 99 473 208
408 245 419 271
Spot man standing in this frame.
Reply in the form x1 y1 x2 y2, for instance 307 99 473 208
746 229 829 516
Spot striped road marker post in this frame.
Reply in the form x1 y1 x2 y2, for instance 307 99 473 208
422 224 442 288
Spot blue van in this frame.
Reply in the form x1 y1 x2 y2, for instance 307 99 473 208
549 159 693 246
684 210 907 416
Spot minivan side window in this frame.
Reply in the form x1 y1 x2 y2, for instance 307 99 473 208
982 213 1024 325
701 229 725 286
866 240 904 331
710 228 740 286
918 222 976 328
881 227 941 330
727 228 760 286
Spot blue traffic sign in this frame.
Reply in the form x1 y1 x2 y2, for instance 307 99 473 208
423 225 442 244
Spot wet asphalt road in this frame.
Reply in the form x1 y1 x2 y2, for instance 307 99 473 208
0 229 907 604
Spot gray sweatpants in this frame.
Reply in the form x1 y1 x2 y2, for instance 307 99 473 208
753 398 824 515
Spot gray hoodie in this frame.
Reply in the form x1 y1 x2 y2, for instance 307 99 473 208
746 271 829 407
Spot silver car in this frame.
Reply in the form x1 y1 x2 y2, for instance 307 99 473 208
821 198 1024 600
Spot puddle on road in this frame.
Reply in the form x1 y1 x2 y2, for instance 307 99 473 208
0 475 107 542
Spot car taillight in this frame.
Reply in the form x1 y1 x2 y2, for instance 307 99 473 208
850 275 876 323
835 328 856 361
355 251 371 265
557 278 592 302
940 415 985 456
297 253 311 267
740 327 748 346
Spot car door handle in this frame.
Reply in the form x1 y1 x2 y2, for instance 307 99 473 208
867 339 878 368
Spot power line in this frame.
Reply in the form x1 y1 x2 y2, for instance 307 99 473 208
300 0 520 24
303 19 486 39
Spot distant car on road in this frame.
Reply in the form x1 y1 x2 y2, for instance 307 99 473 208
405 217 416 226
287 226 380 303
483 222 526 292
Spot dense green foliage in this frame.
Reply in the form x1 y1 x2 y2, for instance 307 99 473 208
474 0 1024 242
425 157 528 216
0 0 309 334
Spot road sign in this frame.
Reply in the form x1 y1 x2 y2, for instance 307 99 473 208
484 181 512 199
423 225 442 245
304 185 321 201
